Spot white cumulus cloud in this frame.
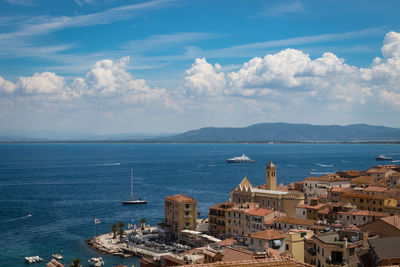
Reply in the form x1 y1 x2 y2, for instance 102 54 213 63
183 31 400 111
0 76 16 93
184 58 226 97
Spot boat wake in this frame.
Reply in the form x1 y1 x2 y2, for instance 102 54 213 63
392 160 400 163
310 172 332 175
315 163 334 168
1 214 32 223
92 163 121 166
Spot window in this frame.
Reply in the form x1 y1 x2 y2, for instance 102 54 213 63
303 211 305 215
286 244 289 250
322 248 324 257
186 204 189 208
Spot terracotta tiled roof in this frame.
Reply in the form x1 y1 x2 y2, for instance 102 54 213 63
274 216 316 226
330 187 353 193
381 215 400 229
218 238 235 246
221 247 255 262
245 207 273 217
177 258 314 267
341 192 388 200
363 186 388 193
338 210 389 217
304 175 349 182
336 170 360 177
318 207 330 215
250 229 284 240
165 194 196 203
350 176 376 185
304 203 325 210
210 201 236 211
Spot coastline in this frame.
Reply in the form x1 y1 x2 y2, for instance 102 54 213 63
86 228 170 260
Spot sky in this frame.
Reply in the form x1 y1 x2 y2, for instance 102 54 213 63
0 0 400 134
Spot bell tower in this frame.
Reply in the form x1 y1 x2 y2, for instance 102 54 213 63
266 161 277 190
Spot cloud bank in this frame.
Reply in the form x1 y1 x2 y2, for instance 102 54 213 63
183 31 400 111
0 31 400 132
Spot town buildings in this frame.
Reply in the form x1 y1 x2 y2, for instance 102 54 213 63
163 194 198 240
155 163 400 267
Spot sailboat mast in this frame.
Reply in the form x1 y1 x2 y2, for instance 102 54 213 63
131 168 134 200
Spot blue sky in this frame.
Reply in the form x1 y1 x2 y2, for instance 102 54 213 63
0 0 400 134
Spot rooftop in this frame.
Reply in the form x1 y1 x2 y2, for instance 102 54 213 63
363 186 388 193
350 176 376 184
381 215 400 229
177 258 313 267
245 207 273 217
338 210 388 217
251 188 288 195
274 216 316 226
341 192 388 200
210 201 236 211
249 229 284 241
221 247 255 262
369 237 400 260
165 194 196 203
304 175 349 182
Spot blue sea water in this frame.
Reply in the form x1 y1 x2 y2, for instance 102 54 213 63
0 143 400 266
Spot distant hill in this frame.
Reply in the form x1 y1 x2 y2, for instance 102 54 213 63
1 123 400 143
161 123 400 143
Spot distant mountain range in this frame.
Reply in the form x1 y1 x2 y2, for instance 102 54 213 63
160 123 400 143
1 123 400 143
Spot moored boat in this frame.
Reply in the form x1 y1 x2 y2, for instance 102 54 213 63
24 256 43 264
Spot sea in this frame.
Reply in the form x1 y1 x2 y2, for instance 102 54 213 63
1 143 400 267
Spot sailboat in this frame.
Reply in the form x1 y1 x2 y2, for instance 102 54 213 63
123 168 147 205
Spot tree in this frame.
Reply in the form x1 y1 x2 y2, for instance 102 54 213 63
140 218 147 230
111 224 118 239
69 258 82 267
118 227 125 243
118 221 125 230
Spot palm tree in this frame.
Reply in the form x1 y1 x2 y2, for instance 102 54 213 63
69 258 82 267
111 224 118 239
118 221 125 231
140 218 147 230
118 227 125 243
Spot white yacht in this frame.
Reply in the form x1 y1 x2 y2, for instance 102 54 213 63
122 168 147 205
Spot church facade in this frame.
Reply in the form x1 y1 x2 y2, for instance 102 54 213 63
230 161 304 217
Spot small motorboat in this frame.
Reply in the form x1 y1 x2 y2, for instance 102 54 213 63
376 154 392 161
24 256 43 264
88 257 104 267
52 253 63 260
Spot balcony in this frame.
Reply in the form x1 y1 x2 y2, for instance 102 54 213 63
184 215 192 219
184 207 192 211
